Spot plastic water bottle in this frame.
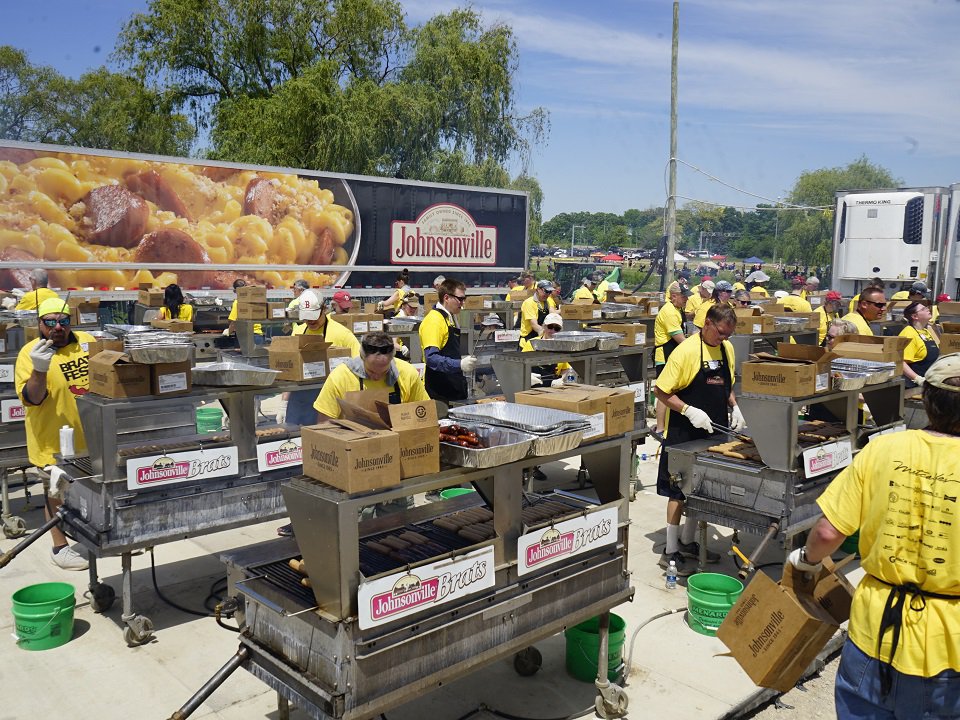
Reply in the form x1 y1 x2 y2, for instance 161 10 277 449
59 425 75 457
565 368 577 384
665 561 678 590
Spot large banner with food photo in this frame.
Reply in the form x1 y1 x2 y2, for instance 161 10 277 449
0 142 528 292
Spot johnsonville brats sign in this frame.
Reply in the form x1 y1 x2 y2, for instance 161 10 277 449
516 506 618 576
390 204 497 265
256 437 303 473
358 545 495 629
126 446 239 490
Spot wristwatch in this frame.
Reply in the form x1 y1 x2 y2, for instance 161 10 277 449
799 547 812 564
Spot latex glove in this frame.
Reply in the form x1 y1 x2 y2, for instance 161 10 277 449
460 355 477 374
550 378 565 388
1 296 16 310
222 327 231 336
530 372 542 386
214 296 223 307
681 404 713 433
275 400 287 425
376 301 384 311
730 405 747 431
786 547 822 573
914 375 925 386
29 339 56 373
43 465 69 501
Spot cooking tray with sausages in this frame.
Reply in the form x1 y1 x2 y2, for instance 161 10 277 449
439 420 534 468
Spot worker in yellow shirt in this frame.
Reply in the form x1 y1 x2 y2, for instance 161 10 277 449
815 291 844 344
731 273 746 292
652 282 690 439
13 270 60 311
419 278 477 403
780 279 813 313
786 353 960 714
800 275 819 300
518 280 553 347
841 286 886 335
158 284 194 321
898 301 940 389
684 279 714 320
692 280 734 330
547 283 562 311
378 271 411 316
848 277 884 313
519 312 571 385
573 276 597 302
226 278 263 341
505 272 535 301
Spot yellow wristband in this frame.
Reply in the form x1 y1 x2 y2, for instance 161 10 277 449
680 404 689 416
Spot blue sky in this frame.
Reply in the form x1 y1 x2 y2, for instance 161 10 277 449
4 0 960 221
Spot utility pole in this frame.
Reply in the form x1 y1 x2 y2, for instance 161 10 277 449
664 1 679 290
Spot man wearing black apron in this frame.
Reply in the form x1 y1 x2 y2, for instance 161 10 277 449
652 281 690 441
654 305 746 576
517 280 552 348
419 278 477 404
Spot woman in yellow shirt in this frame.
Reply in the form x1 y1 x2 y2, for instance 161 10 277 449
898 301 939 388
158 284 193 321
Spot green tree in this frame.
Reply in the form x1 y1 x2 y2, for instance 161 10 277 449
778 211 833 266
788 155 900 208
509 174 543 246
0 46 59 140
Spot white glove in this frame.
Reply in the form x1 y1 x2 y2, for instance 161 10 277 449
214 297 223 306
376 301 384 311
681 404 713 433
1 297 16 310
222 327 231 336
551 378 565 388
275 400 287 425
730 405 746 431
29 339 56 373
786 547 822 573
43 465 69 500
530 372 542 386
914 375 925 386
460 355 477 374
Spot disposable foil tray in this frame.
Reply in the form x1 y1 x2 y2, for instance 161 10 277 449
831 371 868 391
193 361 281 387
531 331 598 352
104 324 152 337
439 421 533 468
126 345 193 364
527 430 585 457
600 304 629 319
773 316 808 330
449 401 592 435
385 318 419 330
590 332 623 351
830 358 896 385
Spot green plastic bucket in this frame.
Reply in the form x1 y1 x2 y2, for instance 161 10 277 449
686 573 743 637
564 613 626 682
440 488 475 499
841 530 860 554
196 405 223 433
12 582 76 651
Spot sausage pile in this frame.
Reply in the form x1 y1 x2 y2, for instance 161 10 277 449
439 424 488 449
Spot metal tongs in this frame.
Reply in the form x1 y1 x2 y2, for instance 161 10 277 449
711 421 752 443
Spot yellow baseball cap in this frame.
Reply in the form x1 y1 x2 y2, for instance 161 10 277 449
37 297 69 318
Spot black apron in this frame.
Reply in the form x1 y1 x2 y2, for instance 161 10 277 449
286 320 330 426
518 299 548 348
656 306 683 366
359 376 402 405
905 327 939 388
657 338 731 498
424 309 467 402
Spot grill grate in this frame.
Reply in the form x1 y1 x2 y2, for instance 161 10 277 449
248 558 319 608
67 455 95 475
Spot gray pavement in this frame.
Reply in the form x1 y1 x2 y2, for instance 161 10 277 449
0 436 857 719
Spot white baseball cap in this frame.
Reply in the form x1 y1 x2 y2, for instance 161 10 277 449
607 282 622 292
298 290 324 320
543 313 564 327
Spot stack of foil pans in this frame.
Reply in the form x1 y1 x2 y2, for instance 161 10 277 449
830 358 897 385
124 331 194 364
449 401 589 456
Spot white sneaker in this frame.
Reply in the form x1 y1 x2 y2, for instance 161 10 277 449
51 545 88 571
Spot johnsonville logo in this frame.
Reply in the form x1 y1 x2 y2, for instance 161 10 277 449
265 440 301 467
370 573 441 620
7 404 24 420
526 527 575 567
390 203 497 266
137 456 191 484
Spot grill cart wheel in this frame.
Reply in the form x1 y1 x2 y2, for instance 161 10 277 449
88 582 116 613
123 614 154 646
2 514 26 538
513 646 542 676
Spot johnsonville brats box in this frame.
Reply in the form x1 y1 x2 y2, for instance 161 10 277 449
940 322 960 353
562 304 601 320
150 360 192 397
717 559 854 693
88 351 151 398
235 285 267 303
599 323 647 346
137 289 164 307
301 419 400 494
337 391 440 479
333 312 384 335
740 346 830 398
268 338 352 381
515 383 634 440
734 308 776 335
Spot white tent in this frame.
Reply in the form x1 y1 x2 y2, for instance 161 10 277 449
696 261 720 270
674 252 689 262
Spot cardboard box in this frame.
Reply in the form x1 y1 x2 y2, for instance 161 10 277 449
88 351 151 398
735 314 776 335
81 337 123 358
462 295 491 310
507 289 532 302
268 344 352 381
515 383 634 440
940 333 960 354
236 302 267 320
717 561 853 693
150 360 192 397
599 323 648 346
741 351 829 397
301 419 401 494
338 392 440 479
830 335 909 371
235 285 267 303
269 334 328 351
334 313 383 335
150 319 194 333
423 291 439 307
68 300 100 326
268 302 287 319
937 301 960 316
137 289 164 307
609 294 641 305
562 304 602 321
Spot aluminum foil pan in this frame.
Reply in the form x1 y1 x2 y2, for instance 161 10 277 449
193 361 281 387
600 307 628 319
773 316 808 330
591 332 623 351
531 330 599 352
104 323 152 337
528 429 584 457
439 421 533 468
624 306 645 317
449 401 592 435
126 344 193 364
385 318 420 331
831 371 868 391
831 359 896 385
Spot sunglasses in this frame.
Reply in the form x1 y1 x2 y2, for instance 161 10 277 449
737 300 751 306
41 317 70 327
863 300 887 309
362 343 394 356
545 325 562 331
450 295 467 304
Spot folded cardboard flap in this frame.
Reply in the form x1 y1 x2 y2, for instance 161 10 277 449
832 334 910 353
323 417 389 438
941 322 960 333
269 335 329 351
90 349 134 367
735 307 762 317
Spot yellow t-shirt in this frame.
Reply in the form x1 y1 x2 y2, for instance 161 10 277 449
655 335 734 435
692 299 717 329
749 286 769 298
780 294 812 313
848 293 860 314
815 306 839 345
158 304 194 321
293 317 360 357
899 325 938 363
419 307 454 358
594 280 609 304
817 431 960 677
16 331 94 467
684 287 704 317
654 302 685 365
547 295 559 311
314 358 430 419
391 287 408 312
890 290 910 301
228 299 263 336
15 288 60 311
841 311 874 336
519 296 546 337
573 286 595 302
